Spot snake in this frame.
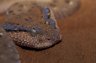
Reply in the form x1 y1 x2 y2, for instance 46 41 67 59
0 1 81 63
1 3 61 49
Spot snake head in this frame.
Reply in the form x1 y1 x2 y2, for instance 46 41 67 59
2 20 61 49
2 3 62 49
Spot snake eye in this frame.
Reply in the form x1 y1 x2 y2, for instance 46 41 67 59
30 27 43 36
31 27 43 33
0 33 4 37
31 28 37 33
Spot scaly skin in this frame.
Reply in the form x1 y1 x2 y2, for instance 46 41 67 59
2 3 61 49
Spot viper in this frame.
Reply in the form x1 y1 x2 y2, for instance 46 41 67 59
1 3 61 49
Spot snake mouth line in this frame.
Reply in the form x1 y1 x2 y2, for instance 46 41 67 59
2 23 61 49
